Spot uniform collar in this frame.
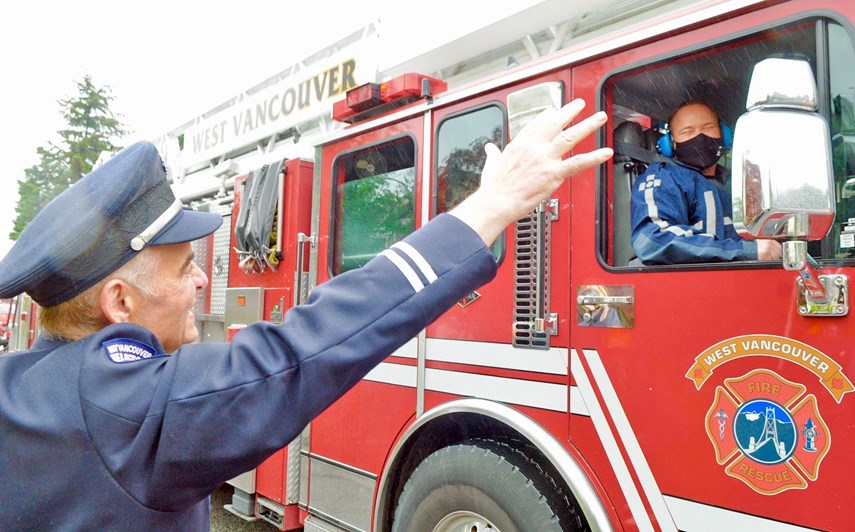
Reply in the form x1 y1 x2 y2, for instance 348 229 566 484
31 335 73 352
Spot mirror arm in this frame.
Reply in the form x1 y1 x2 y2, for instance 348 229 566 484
783 241 828 301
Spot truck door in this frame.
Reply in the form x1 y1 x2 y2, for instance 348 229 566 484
570 3 855 530
423 73 575 426
307 114 425 530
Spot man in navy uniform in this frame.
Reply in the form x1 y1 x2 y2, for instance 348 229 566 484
0 100 611 530
630 101 782 264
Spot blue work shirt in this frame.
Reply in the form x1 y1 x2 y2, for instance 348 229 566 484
0 213 497 531
630 162 758 264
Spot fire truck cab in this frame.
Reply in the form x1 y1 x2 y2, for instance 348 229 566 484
176 0 855 530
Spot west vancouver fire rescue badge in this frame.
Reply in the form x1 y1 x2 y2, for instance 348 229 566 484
685 334 854 495
102 338 162 363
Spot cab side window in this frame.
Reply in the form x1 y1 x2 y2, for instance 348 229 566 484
828 21 855 258
604 17 855 267
332 137 416 275
435 105 506 259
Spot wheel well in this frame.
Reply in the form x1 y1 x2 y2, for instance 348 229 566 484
376 409 587 531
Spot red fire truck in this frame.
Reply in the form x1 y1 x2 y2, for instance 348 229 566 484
181 0 855 529
1 295 38 354
0 299 11 352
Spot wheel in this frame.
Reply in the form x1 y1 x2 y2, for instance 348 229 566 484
392 440 586 532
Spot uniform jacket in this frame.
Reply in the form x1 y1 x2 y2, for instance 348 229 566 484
0 214 497 531
630 162 758 264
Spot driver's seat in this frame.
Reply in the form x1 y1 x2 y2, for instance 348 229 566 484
613 121 650 266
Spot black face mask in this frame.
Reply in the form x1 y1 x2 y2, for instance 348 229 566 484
673 133 723 171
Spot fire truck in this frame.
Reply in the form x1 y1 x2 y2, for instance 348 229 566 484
162 0 855 529
0 295 38 354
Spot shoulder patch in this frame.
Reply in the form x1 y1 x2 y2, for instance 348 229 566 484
102 338 164 363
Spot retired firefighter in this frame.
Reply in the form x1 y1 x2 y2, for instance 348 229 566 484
0 100 611 530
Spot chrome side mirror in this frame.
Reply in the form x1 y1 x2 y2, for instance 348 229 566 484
731 58 835 241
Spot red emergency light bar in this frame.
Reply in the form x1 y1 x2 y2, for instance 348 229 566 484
333 73 448 124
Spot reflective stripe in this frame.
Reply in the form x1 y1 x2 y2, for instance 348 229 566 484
392 242 438 283
644 181 692 236
664 496 817 531
644 187 664 227
363 361 575 413
578 349 677 531
380 250 424 292
572 350 655 531
664 225 694 237
704 190 716 236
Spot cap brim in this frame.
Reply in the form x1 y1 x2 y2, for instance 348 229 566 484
149 209 223 246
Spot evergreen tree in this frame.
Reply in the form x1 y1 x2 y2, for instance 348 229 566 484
10 75 128 240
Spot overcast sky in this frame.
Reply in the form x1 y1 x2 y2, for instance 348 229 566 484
0 0 543 261
0 1 383 260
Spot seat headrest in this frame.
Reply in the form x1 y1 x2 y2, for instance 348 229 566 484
642 128 661 153
614 121 646 163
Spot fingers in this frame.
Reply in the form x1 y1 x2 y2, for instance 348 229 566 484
515 99 587 142
543 99 587 136
482 142 501 169
557 147 615 179
758 239 783 260
551 110 608 157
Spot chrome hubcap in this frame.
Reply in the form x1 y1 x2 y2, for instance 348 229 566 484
432 511 499 532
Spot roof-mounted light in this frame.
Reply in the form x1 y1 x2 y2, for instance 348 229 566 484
333 73 448 124
347 83 382 113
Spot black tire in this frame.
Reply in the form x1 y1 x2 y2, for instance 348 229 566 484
392 440 585 532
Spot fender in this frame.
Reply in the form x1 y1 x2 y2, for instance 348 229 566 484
372 397 613 532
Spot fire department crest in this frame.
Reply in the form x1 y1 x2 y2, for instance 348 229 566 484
705 369 829 495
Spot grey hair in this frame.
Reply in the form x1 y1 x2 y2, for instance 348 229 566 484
113 248 159 297
38 247 162 341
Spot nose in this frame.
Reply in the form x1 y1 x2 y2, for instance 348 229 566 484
191 262 209 291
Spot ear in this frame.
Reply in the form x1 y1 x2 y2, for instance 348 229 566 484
99 278 136 324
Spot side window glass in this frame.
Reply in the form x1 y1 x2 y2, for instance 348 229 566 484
828 21 855 258
332 137 416 275
435 105 506 259
604 19 823 268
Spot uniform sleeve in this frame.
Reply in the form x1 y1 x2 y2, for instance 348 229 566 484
79 213 497 511
630 164 757 264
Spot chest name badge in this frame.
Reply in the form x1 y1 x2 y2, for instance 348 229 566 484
102 338 161 363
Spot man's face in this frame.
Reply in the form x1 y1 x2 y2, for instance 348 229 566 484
670 103 721 144
131 243 208 353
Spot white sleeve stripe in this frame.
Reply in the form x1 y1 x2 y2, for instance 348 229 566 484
646 187 692 235
645 182 712 239
664 226 694 237
644 187 660 221
392 242 438 283
380 250 424 293
704 190 716 236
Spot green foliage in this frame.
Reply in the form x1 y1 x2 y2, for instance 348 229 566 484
10 75 128 240
339 169 416 270
439 125 503 212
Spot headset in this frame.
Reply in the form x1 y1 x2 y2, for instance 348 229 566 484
656 120 734 157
